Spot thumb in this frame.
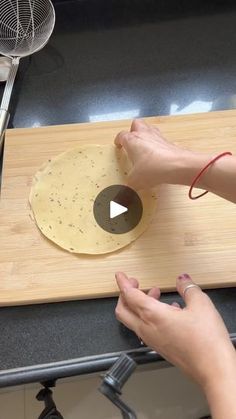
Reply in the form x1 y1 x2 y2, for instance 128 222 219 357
115 131 141 162
176 273 203 308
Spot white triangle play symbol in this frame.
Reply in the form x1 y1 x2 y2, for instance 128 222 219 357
110 201 128 219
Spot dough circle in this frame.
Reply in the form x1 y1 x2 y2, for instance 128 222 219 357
29 144 157 254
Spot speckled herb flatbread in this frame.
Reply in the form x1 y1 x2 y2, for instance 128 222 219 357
29 144 157 254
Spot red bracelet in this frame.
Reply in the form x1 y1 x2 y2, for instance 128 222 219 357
188 151 233 200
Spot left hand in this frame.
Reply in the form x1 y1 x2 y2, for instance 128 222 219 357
115 271 236 389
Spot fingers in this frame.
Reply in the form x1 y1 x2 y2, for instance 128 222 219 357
147 287 161 299
171 301 181 310
115 272 183 328
131 119 149 132
115 295 140 332
131 119 161 134
114 130 129 148
116 272 165 320
114 131 138 159
115 271 139 292
128 277 139 288
115 118 154 149
176 273 203 308
115 119 162 149
172 301 181 308
114 129 139 150
115 272 140 332
115 272 160 301
114 131 128 148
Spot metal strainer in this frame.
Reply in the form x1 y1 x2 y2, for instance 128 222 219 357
0 0 55 151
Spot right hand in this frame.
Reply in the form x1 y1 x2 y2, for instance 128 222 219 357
115 272 236 390
114 119 192 189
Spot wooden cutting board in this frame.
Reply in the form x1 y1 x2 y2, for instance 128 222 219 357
1 110 236 306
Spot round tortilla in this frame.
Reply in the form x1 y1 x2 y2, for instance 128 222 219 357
29 144 157 255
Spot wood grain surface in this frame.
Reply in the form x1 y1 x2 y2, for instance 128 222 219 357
1 110 236 306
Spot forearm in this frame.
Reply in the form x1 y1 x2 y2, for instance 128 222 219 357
169 151 236 204
203 357 236 419
206 380 236 419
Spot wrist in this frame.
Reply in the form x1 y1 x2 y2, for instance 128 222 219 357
204 362 236 419
201 347 236 396
168 150 213 187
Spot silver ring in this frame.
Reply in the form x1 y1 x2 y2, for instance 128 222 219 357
183 284 200 297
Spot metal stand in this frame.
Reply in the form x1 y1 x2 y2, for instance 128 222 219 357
36 381 64 419
99 353 137 419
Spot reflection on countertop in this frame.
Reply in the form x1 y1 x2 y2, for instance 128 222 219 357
1 0 236 129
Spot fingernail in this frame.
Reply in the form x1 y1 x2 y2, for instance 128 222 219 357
178 273 190 281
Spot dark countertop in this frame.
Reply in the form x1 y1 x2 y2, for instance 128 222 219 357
1 0 236 388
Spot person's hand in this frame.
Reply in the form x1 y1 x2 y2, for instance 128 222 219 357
115 272 236 391
114 119 194 189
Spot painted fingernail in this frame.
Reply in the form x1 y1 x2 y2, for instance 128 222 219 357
178 273 190 281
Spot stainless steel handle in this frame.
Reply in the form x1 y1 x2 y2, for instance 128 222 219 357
1 57 19 111
0 109 10 154
0 57 18 155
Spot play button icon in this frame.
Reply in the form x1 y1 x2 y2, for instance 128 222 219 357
110 201 128 219
93 185 143 234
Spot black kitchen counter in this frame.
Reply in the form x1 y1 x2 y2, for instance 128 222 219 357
1 0 236 388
